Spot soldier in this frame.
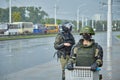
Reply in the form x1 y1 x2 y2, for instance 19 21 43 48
54 22 75 80
67 26 103 72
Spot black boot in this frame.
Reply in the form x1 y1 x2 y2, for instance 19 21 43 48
99 74 102 80
62 70 65 80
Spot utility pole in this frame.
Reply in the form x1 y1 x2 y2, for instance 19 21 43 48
107 0 112 79
85 17 88 26
9 0 12 23
82 16 84 28
77 8 80 31
92 19 94 29
107 0 112 51
54 4 57 25
76 4 86 30
103 24 105 31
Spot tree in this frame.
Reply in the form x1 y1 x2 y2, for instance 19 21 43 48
0 6 49 23
12 12 21 22
26 6 48 24
0 8 9 22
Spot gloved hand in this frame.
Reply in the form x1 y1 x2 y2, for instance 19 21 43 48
91 62 98 71
66 62 74 70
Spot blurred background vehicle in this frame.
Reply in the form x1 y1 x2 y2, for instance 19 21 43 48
0 23 8 35
7 22 33 35
45 24 59 34
33 24 47 34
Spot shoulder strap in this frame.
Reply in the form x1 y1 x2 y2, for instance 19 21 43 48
58 32 65 40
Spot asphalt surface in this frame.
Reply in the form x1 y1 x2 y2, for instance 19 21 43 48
0 31 120 80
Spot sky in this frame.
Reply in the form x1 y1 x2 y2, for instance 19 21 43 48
0 0 119 20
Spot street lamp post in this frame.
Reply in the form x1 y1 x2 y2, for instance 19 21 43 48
77 8 80 31
107 0 112 51
106 0 112 79
82 16 84 28
92 19 94 29
85 17 88 26
9 0 12 23
76 4 86 31
54 4 57 25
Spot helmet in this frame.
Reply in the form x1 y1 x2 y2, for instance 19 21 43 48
80 26 95 35
62 22 72 32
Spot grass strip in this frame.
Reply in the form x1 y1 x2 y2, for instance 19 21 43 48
117 35 120 39
0 34 56 41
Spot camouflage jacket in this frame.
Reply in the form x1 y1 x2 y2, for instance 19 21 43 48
54 32 75 55
70 39 103 67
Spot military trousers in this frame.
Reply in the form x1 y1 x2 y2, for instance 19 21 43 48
59 55 70 80
60 55 70 70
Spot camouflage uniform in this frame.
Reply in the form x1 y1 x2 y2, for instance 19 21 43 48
66 26 103 80
68 26 103 67
54 31 75 80
70 39 103 67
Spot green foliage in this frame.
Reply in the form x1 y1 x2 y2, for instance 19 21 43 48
56 19 62 24
12 12 21 22
0 6 48 23
0 8 9 22
117 35 120 39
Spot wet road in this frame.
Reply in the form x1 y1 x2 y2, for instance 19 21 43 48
0 37 56 79
0 31 120 80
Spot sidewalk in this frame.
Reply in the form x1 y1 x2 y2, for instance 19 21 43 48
4 60 62 80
